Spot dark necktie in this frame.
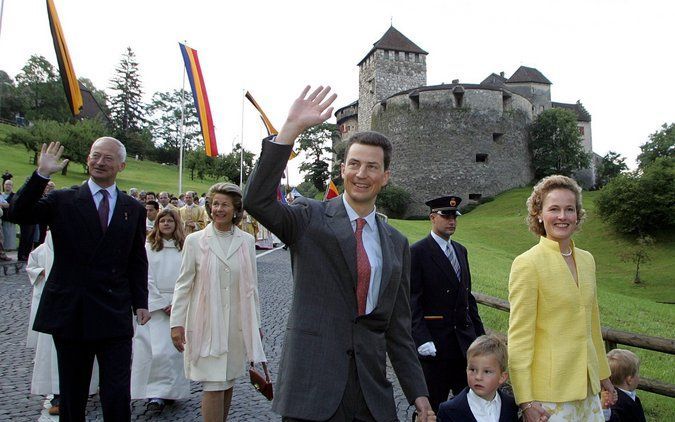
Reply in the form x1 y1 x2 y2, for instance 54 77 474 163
98 189 110 233
355 218 371 315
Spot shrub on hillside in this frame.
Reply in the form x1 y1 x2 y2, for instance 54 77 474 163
596 157 675 235
376 185 411 218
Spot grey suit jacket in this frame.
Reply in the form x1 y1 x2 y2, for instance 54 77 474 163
244 140 427 421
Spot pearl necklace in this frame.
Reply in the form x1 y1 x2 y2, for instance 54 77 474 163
561 248 573 257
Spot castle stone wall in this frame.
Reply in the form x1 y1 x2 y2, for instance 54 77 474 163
359 49 426 130
505 82 551 115
372 88 534 217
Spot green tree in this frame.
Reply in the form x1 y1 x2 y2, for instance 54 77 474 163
146 89 200 164
0 71 24 122
637 123 675 170
214 144 254 184
620 235 654 284
109 47 145 133
15 55 70 122
596 157 675 235
296 123 338 191
375 184 411 218
528 108 590 179
596 151 628 188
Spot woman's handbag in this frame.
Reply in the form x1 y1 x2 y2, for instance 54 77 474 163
249 362 273 400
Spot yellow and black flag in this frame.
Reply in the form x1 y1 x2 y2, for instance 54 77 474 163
245 91 298 160
46 0 83 116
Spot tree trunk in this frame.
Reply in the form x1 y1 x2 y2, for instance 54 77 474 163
61 160 69 176
634 258 641 284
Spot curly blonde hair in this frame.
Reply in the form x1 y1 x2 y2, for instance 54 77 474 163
147 208 185 252
526 175 586 236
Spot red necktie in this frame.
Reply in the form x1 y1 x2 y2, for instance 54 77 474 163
355 218 371 315
98 189 110 233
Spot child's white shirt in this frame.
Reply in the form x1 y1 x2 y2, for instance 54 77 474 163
467 388 501 422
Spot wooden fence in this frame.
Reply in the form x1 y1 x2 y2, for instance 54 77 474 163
473 292 675 398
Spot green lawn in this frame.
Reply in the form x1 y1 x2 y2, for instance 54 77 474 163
391 188 675 419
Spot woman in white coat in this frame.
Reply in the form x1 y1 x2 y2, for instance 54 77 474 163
170 182 266 422
131 208 191 410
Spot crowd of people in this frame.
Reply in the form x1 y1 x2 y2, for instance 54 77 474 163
3 85 648 422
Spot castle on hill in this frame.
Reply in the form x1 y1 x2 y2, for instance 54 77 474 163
334 26 596 217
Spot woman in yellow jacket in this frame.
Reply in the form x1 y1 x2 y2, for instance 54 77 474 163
508 175 617 422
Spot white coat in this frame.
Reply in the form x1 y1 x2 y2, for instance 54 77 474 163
170 224 260 383
26 233 98 395
131 239 191 400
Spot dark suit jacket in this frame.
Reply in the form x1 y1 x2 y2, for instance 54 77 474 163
438 387 519 422
608 389 646 422
8 172 147 340
410 235 485 360
244 140 427 421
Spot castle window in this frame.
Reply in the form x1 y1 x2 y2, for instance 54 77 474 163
493 133 504 143
475 154 488 163
384 50 390 60
469 194 482 201
405 52 410 61
409 92 420 110
578 126 585 135
415 53 419 62
453 92 464 108
380 100 387 111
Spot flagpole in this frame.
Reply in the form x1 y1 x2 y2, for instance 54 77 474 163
0 0 5 40
178 43 187 195
239 89 245 188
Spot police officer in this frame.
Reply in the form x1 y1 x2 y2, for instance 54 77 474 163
410 195 485 412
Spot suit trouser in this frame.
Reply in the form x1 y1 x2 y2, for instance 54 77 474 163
421 357 468 413
282 354 377 422
53 335 132 422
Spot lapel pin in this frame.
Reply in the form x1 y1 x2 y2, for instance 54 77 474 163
124 212 128 221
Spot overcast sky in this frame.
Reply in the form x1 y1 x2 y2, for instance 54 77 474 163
2 0 673 186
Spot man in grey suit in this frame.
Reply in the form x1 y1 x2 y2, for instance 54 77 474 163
244 86 434 422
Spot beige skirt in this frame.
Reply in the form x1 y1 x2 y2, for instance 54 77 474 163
540 388 604 422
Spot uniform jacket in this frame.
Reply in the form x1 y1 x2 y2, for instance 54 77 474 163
507 236 611 404
8 171 148 340
608 389 646 422
410 235 485 360
243 140 427 422
437 387 519 422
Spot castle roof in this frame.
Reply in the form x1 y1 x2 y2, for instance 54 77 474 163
388 82 507 101
358 26 428 65
506 66 552 85
480 73 507 88
551 101 591 122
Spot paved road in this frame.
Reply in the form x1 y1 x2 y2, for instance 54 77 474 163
0 248 417 421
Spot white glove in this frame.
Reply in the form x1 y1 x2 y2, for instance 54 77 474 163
417 341 437 357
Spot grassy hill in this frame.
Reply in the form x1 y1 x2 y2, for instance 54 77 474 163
391 188 674 419
2 124 673 417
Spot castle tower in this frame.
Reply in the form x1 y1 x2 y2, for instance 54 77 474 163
505 66 552 116
358 26 427 130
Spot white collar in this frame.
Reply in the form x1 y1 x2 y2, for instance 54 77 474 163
467 388 501 415
88 178 116 197
430 231 452 250
342 195 377 230
618 387 637 401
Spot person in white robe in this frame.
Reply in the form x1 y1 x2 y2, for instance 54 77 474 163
131 208 190 410
26 232 99 416
170 182 266 422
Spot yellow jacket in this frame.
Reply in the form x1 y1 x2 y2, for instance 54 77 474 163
507 236 611 404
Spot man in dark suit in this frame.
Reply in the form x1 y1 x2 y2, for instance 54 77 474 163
244 86 434 422
9 138 149 421
410 196 485 412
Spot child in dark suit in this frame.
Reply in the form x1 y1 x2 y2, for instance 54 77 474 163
605 349 646 422
438 334 518 422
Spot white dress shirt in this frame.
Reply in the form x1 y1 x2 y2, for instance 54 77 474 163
342 195 382 314
467 388 501 422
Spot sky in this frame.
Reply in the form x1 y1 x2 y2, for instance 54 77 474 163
1 0 673 187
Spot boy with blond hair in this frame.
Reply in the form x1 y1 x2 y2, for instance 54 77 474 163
438 334 518 421
605 349 646 422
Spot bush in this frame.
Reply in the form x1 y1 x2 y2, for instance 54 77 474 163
376 185 411 218
596 157 675 235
